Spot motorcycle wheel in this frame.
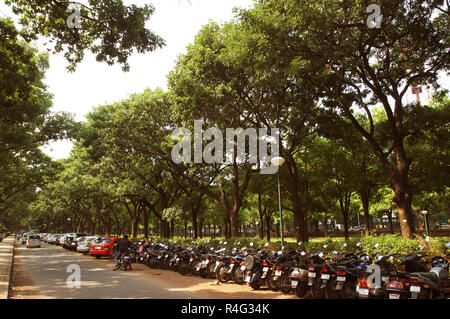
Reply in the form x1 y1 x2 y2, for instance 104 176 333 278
146 256 158 269
217 265 232 283
309 279 326 299
170 262 178 272
296 282 308 298
250 281 261 290
177 262 191 276
341 279 358 299
280 274 292 294
207 263 216 279
232 267 245 285
199 268 209 278
160 260 169 270
267 276 280 291
326 279 341 299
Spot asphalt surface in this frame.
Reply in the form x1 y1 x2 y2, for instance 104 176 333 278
12 242 202 299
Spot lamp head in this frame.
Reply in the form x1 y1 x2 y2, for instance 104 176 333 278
271 156 285 167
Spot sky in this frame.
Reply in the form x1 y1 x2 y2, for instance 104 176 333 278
1 0 255 159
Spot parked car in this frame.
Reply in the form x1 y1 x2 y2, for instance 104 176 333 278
48 234 61 244
69 235 92 251
77 236 97 254
89 237 120 259
57 234 67 246
26 234 41 248
65 233 93 250
21 233 29 245
41 234 50 242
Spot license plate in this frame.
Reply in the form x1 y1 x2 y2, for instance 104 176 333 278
359 288 369 296
291 281 298 287
275 270 282 276
308 272 316 278
389 293 400 299
337 276 346 282
410 286 421 292
95 245 101 249
321 274 330 280
124 256 129 259
263 267 269 272
245 276 251 282
241 266 246 271
190 258 193 262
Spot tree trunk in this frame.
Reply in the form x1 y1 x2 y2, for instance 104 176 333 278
392 181 415 238
131 218 138 238
285 154 309 242
359 188 372 236
339 193 351 240
143 210 149 239
387 209 394 234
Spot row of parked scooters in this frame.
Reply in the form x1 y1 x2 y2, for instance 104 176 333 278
111 239 450 299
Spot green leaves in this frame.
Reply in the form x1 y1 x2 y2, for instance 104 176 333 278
0 18 77 218
5 0 165 71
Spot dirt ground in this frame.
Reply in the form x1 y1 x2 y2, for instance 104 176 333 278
131 263 297 299
9 243 296 299
9 243 45 299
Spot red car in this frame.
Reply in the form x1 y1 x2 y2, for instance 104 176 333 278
89 237 120 259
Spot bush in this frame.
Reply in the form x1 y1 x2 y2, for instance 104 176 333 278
139 235 449 263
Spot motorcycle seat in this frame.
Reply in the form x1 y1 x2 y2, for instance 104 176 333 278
413 272 439 283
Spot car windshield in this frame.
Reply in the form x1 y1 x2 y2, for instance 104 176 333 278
28 235 39 239
101 239 112 244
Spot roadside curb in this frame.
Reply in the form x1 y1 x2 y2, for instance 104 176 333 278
0 236 16 299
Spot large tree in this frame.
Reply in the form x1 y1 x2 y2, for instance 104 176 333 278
239 0 449 238
0 18 75 216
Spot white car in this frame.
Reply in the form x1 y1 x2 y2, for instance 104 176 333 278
21 233 29 245
26 234 41 248
77 236 96 254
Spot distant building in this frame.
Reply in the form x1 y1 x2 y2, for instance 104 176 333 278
404 85 433 105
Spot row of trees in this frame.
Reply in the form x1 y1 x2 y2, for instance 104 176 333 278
1 1 449 240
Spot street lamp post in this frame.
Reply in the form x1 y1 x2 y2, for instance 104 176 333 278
271 156 286 248
67 218 72 233
421 210 430 239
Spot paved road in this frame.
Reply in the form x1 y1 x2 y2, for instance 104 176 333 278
12 242 202 299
